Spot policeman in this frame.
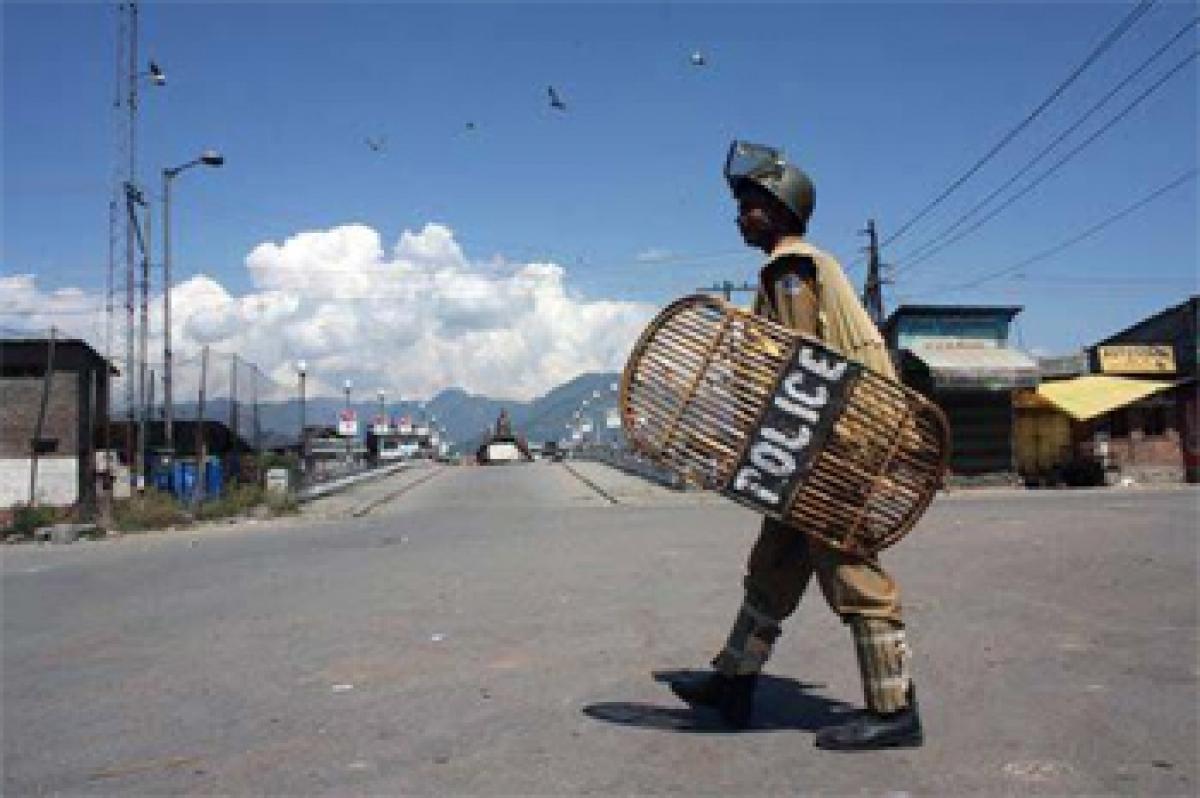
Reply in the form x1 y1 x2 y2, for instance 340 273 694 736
667 141 923 751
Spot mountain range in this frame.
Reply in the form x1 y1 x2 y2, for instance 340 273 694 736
174 372 623 453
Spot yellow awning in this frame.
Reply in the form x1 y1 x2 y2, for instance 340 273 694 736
1036 375 1176 421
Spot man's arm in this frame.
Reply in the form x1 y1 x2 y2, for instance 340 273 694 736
767 255 819 337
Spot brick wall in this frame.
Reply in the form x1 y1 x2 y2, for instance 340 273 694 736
1103 409 1186 483
0 373 81 458
1106 430 1183 472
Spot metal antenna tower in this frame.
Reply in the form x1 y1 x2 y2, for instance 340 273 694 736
110 2 140 482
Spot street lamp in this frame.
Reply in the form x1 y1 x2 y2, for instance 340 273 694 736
162 149 224 456
377 389 386 431
344 379 353 466
296 359 307 462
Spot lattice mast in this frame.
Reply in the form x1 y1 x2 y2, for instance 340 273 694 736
110 2 141 476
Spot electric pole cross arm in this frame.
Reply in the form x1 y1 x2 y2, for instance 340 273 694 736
698 279 757 303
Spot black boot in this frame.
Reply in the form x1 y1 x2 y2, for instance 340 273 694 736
814 688 924 751
668 671 757 729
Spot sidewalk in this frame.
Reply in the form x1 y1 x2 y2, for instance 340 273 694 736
295 461 412 503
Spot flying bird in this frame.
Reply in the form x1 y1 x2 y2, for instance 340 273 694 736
547 85 567 111
465 121 477 131
689 51 707 67
365 135 387 152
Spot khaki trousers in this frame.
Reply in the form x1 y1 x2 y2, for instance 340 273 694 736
744 517 904 625
713 516 906 677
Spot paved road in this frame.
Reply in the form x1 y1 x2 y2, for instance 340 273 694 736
3 463 1196 796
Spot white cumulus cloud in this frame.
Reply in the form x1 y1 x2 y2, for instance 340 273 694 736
6 223 656 403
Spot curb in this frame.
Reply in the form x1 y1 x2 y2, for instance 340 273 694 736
296 462 412 504
561 462 620 505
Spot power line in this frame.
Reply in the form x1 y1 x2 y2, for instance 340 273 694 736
994 276 1195 286
4 249 755 280
894 48 1197 276
880 0 1156 249
896 15 1198 268
912 167 1196 299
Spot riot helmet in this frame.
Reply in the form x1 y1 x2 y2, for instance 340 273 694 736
724 140 816 232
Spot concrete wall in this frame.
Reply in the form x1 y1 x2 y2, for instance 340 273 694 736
0 457 79 507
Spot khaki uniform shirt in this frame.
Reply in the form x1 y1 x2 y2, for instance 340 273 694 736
752 237 896 380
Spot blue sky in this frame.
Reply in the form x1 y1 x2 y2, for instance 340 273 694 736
2 1 1197 397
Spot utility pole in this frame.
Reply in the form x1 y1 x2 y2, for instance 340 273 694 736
698 279 756 303
145 367 156 489
195 345 208 505
147 368 156 433
343 380 353 468
860 219 889 329
138 193 151 491
230 354 239 481
124 182 148 489
252 366 261 458
30 328 57 506
297 360 307 473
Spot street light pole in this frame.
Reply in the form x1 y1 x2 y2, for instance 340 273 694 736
297 360 307 473
344 379 353 467
162 149 223 457
161 169 173 454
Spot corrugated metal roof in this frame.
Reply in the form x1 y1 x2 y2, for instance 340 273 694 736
908 343 1039 390
1035 375 1177 421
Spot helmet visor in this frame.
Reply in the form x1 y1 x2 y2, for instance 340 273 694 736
724 140 785 189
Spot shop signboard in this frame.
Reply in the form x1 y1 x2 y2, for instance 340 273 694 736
1097 344 1176 375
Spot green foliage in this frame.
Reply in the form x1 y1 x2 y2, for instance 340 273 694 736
112 490 192 532
195 484 265 521
265 490 299 515
6 503 60 538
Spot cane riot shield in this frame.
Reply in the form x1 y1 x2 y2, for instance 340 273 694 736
619 294 949 555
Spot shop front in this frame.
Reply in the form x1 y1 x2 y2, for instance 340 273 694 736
884 306 1039 484
1015 375 1181 485
1086 297 1197 484
1014 296 1198 485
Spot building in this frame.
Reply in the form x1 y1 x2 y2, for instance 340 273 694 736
883 305 1040 483
1016 296 1198 485
304 425 368 477
1 337 114 509
1090 296 1198 483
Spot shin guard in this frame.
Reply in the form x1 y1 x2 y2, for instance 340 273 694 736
850 617 911 714
712 600 781 676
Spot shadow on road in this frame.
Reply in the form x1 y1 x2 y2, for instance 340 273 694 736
581 669 856 734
